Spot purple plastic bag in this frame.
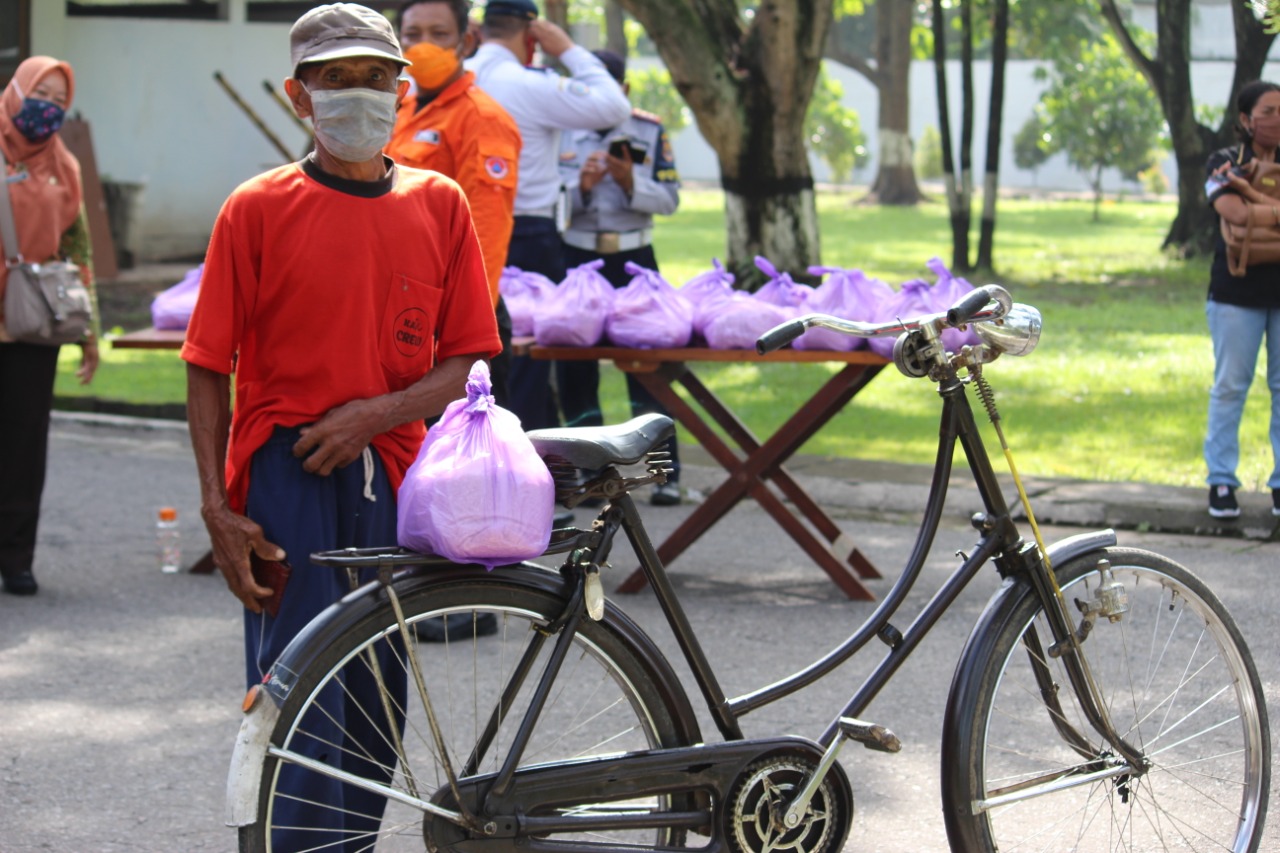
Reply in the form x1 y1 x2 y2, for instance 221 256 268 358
396 360 554 569
499 266 555 337
606 261 693 349
792 266 893 352
533 259 615 346
868 278 934 358
752 256 811 319
150 264 203 331
703 291 790 350
682 259 736 341
925 257 980 352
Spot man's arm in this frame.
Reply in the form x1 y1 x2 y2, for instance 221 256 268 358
528 20 630 130
186 362 277 611
623 124 679 216
290 353 490 476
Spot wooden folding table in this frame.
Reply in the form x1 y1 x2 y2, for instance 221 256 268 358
526 345 890 600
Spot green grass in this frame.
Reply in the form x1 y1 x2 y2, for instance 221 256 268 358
64 189 1264 490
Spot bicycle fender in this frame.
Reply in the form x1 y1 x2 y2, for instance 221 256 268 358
225 693 279 827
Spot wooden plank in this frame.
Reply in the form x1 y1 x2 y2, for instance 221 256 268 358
110 327 185 349
58 117 118 280
526 344 890 366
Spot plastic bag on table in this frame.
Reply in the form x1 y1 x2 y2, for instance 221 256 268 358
396 360 554 568
150 264 203 331
499 266 555 337
868 278 933 359
605 261 693 349
703 290 790 350
533 259 615 347
682 259 737 341
752 256 812 320
792 266 893 352
925 257 980 353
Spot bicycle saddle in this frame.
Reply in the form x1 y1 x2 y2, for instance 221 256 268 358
527 413 674 470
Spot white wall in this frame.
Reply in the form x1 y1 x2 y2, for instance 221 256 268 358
33 1 309 260
26 1 1280 261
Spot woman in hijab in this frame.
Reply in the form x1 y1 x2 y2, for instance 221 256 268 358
0 56 98 596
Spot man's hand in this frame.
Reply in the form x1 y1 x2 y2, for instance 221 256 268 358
604 150 634 196
529 19 574 58
293 397 391 476
580 151 608 193
203 505 282 613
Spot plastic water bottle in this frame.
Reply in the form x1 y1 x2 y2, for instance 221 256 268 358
157 507 181 574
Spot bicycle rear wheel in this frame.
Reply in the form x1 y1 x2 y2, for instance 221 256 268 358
238 572 698 852
943 547 1270 852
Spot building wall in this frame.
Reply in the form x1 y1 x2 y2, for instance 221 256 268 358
27 1 1280 261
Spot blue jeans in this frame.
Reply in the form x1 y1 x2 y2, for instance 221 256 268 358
1204 300 1280 489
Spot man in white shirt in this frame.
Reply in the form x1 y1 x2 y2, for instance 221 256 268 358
469 0 630 431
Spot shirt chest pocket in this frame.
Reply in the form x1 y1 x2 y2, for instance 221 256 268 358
380 272 443 382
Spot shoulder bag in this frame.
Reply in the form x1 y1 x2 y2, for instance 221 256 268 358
1 150 93 345
1219 157 1280 276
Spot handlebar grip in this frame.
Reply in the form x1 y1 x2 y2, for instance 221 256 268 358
946 286 998 327
756 320 807 355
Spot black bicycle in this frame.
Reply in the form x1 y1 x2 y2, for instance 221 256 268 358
228 285 1270 852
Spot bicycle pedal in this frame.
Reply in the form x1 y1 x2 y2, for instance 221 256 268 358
838 716 901 753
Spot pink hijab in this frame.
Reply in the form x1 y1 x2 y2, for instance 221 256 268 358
0 56 83 307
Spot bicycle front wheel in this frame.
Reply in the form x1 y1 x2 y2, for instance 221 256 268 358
238 572 697 852
943 547 1270 852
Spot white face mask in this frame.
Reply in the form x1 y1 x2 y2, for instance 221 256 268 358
306 86 398 163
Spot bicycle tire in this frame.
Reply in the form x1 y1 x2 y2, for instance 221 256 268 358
942 547 1270 852
238 573 698 852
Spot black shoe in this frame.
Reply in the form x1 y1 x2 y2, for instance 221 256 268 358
416 612 498 642
650 483 681 506
1272 488 1280 517
1208 485 1241 519
1 570 38 596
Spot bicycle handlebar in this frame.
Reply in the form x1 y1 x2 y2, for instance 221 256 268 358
756 284 1014 355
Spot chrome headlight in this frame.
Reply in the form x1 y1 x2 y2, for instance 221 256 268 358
974 303 1041 357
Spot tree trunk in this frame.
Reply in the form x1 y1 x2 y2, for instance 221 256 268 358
975 0 1008 272
931 0 967 270
618 0 832 278
956 0 974 273
544 0 568 30
605 1 628 57
1101 0 1275 256
870 0 922 204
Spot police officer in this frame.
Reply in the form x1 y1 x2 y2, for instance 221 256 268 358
468 0 630 432
556 50 683 505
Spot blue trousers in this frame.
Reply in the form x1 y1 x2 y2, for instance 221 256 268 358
244 426 407 851
1205 301 1280 489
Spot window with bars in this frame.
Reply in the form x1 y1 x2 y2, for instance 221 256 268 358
65 1 227 19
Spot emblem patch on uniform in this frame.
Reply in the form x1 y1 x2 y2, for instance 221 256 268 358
563 80 590 96
485 156 510 179
414 129 441 145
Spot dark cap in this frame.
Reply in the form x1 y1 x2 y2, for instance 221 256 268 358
290 3 409 73
485 0 538 20
591 49 625 85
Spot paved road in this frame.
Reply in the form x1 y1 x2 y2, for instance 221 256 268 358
1 415 1276 851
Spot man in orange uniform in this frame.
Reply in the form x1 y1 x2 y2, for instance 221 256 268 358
388 0 520 402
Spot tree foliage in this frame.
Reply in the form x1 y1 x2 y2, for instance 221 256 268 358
805 70 869 185
627 67 690 134
1025 33 1166 220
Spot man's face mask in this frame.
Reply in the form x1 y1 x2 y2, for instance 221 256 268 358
11 82 66 144
405 42 461 92
305 85 398 162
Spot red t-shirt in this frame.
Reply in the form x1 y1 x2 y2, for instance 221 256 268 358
181 157 501 512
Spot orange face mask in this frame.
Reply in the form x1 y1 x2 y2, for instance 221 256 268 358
405 41 461 92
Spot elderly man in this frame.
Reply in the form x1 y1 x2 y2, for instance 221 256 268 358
469 0 630 431
181 3 500 846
